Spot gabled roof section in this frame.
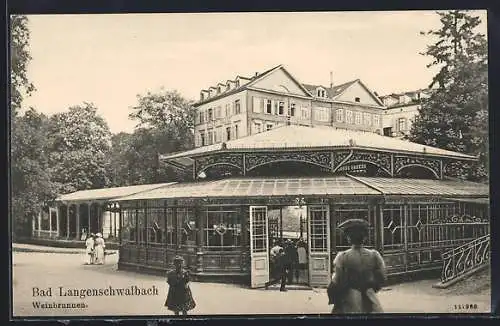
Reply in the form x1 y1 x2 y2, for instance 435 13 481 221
160 125 476 161
246 65 314 97
195 65 314 106
302 79 358 99
56 183 177 203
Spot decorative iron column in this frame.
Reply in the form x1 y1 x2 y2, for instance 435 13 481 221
66 205 70 239
196 202 204 273
76 204 80 240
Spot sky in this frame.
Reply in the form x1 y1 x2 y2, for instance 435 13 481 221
22 11 488 134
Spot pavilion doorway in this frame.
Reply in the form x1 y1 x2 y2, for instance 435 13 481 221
249 203 331 289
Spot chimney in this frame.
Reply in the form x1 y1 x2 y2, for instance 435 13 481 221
330 71 334 89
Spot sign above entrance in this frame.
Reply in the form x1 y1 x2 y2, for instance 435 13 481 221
337 163 368 173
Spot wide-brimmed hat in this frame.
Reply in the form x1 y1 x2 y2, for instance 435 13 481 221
338 219 369 234
95 233 102 237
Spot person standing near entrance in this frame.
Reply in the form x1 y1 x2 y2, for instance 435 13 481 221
283 239 298 285
328 219 386 313
265 247 288 291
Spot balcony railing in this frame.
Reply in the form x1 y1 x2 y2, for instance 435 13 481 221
440 234 490 284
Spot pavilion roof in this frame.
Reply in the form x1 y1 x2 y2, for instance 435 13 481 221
113 176 487 202
160 125 477 162
56 183 176 203
114 176 380 201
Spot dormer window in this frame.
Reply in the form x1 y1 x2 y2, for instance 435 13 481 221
316 88 326 98
355 97 360 103
200 92 205 101
235 80 240 88
217 87 221 94
226 84 231 92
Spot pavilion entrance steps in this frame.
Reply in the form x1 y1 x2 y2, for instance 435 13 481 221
432 234 490 289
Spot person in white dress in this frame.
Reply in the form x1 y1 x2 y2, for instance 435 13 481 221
84 233 95 265
94 233 106 264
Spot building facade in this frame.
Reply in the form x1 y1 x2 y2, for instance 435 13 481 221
193 65 386 147
379 89 431 138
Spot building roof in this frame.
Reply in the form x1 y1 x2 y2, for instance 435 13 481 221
195 65 283 106
113 176 488 202
114 176 380 201
56 183 176 203
161 125 476 161
302 80 358 99
351 176 489 197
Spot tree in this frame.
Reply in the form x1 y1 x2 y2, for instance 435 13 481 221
11 109 57 239
10 15 35 116
47 103 113 194
124 89 196 183
129 88 196 152
409 10 488 181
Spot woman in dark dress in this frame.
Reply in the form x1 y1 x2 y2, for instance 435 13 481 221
165 256 196 315
328 219 386 314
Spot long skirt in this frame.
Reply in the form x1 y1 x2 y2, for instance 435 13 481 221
165 285 196 313
84 249 94 264
95 246 105 264
332 288 383 314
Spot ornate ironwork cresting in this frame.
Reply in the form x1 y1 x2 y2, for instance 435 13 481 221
440 234 490 284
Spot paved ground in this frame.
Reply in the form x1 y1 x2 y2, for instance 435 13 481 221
11 251 491 317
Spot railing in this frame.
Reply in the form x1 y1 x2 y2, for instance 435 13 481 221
440 234 490 284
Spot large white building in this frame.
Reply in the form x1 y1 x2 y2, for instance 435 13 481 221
193 64 386 148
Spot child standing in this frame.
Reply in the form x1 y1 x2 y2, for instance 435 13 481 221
165 256 196 316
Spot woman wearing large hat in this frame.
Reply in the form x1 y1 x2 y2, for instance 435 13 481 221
165 256 196 316
327 219 387 313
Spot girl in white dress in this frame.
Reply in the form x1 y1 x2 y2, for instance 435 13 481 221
94 233 106 264
84 234 95 265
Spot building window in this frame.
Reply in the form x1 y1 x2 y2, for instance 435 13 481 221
383 127 392 136
200 111 205 124
208 108 213 121
226 127 231 141
235 80 240 88
120 209 137 243
346 110 353 124
336 109 344 122
225 103 231 117
317 88 326 98
355 112 362 125
301 107 310 120
215 127 222 143
200 92 205 101
254 122 262 133
266 123 273 131
234 124 239 139
216 106 221 119
147 205 165 245
234 100 241 114
373 115 380 127
204 207 242 250
314 107 329 122
177 208 197 247
289 103 296 117
207 130 214 145
355 97 360 102
200 132 206 146
266 100 272 114
278 101 285 115
226 84 231 92
398 118 406 131
217 87 221 94
363 112 372 126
